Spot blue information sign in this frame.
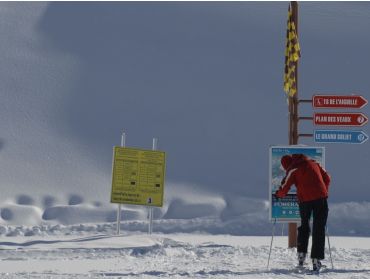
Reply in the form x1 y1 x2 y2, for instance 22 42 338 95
271 194 299 221
314 130 368 144
269 146 325 222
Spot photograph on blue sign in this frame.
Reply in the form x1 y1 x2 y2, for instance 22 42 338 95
269 146 325 222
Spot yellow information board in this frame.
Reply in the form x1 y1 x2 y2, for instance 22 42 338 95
111 146 166 207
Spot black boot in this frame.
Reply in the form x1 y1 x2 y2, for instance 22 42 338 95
312 258 322 272
298 252 306 266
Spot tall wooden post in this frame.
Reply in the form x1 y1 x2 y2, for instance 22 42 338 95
288 1 299 248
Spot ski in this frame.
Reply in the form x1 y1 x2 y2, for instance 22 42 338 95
293 265 310 274
306 265 328 275
293 263 328 275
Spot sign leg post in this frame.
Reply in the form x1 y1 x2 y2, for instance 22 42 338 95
148 137 158 235
288 223 297 248
148 208 153 235
267 218 277 270
116 131 126 235
116 204 121 235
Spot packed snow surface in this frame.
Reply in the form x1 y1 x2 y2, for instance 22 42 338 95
0 231 369 278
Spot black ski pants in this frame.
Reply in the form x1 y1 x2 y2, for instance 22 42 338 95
297 198 328 260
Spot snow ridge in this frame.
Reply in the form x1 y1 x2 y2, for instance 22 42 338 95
1 189 370 237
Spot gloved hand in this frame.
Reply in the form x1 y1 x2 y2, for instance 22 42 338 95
274 187 284 198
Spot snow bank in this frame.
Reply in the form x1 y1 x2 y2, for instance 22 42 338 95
1 183 370 237
327 202 370 236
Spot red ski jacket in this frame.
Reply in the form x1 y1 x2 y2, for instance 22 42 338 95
275 154 331 203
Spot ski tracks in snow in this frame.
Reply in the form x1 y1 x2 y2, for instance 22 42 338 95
0 234 369 278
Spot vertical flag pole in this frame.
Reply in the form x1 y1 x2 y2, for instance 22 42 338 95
116 131 126 235
288 1 299 248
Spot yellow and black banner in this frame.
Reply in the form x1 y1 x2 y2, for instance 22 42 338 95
283 3 301 97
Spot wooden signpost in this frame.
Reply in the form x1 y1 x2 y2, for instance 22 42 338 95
284 2 368 248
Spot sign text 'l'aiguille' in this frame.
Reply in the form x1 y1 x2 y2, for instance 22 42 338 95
312 95 368 109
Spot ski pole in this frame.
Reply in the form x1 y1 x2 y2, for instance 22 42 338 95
326 225 334 269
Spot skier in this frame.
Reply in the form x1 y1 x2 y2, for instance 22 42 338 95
275 154 331 272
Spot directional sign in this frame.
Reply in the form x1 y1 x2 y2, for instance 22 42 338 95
313 95 368 109
314 112 368 127
314 130 369 144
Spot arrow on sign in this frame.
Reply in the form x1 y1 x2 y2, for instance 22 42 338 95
314 130 369 144
314 112 368 127
313 95 368 109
